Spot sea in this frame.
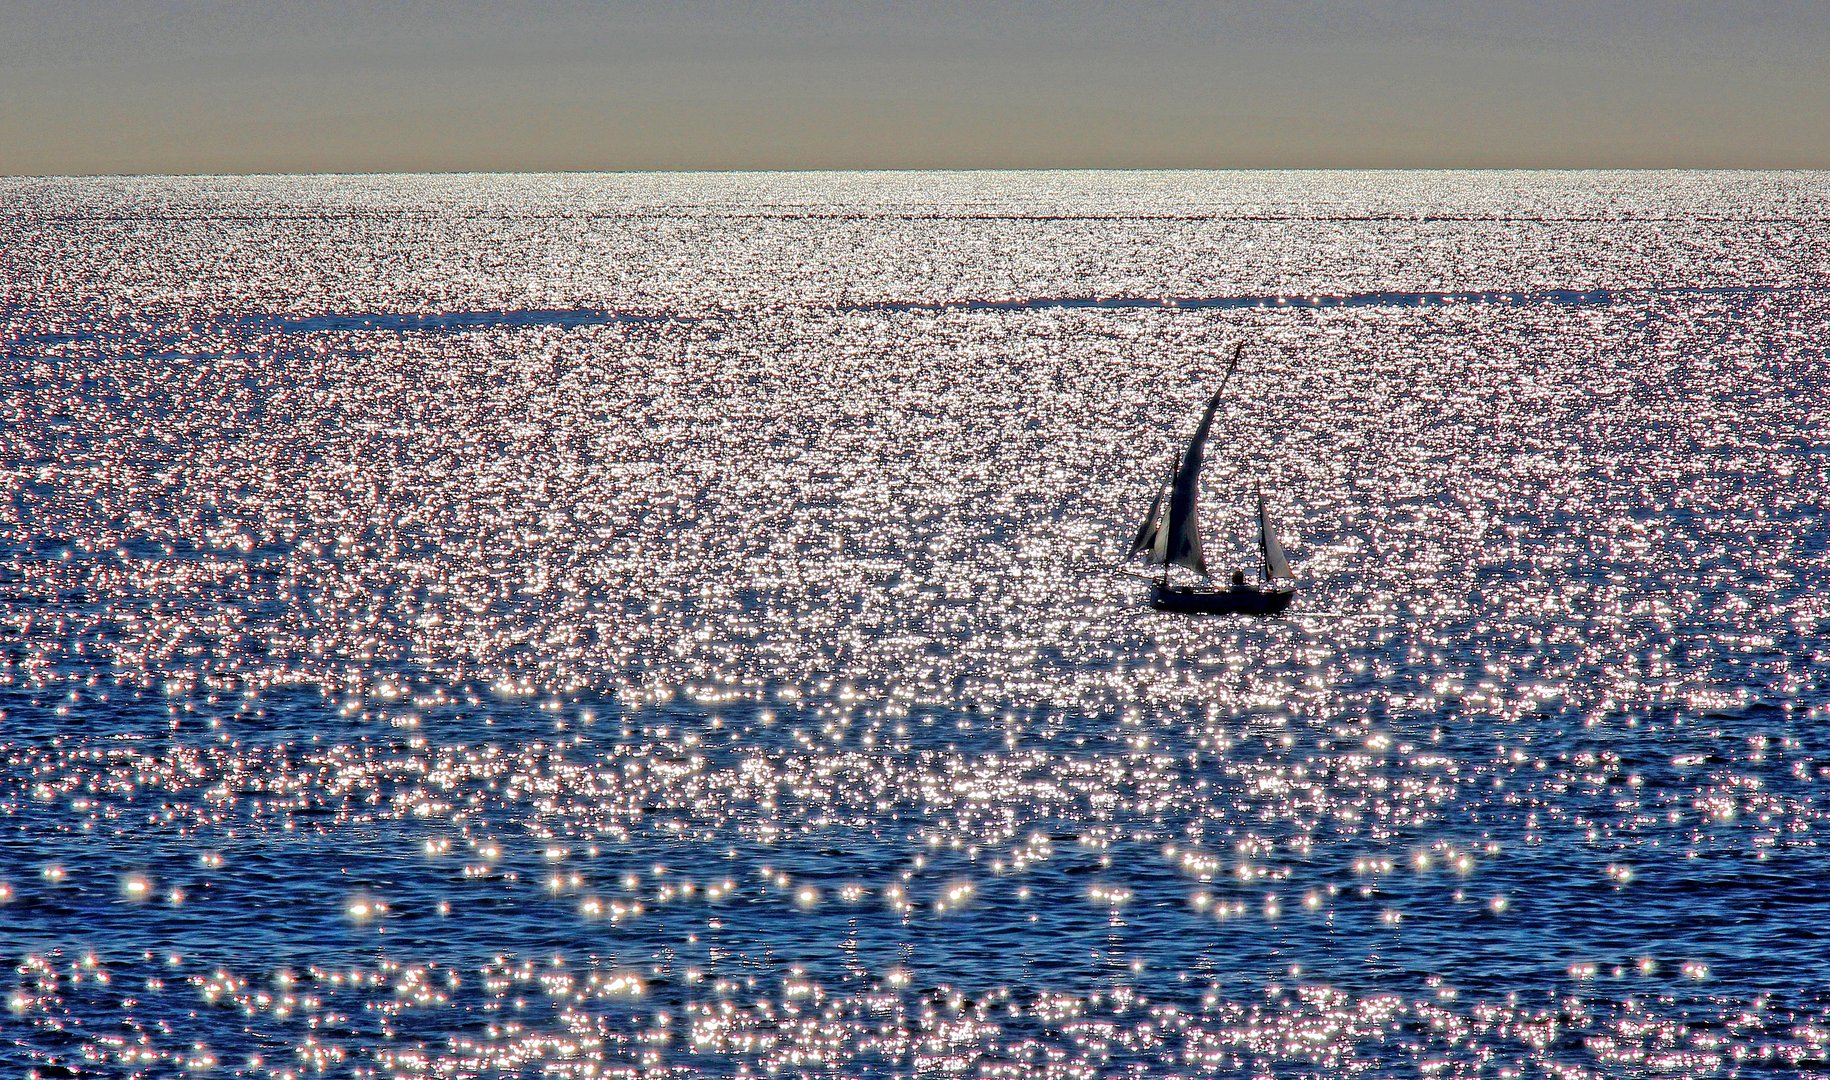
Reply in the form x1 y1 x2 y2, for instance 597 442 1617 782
2 171 1827 1078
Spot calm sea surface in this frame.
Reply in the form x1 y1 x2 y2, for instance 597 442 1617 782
3 171 1828 1077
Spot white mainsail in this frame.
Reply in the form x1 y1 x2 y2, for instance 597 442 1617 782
1258 490 1292 581
1148 387 1225 576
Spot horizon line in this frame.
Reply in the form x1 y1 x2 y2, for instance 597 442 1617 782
7 165 1830 181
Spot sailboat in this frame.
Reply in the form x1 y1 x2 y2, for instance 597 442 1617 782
1129 348 1296 615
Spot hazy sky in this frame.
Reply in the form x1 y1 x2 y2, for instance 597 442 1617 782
3 1 1828 175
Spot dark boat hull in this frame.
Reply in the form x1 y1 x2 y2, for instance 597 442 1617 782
1151 582 1294 615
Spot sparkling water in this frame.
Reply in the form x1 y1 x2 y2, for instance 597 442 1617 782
3 171 1828 1077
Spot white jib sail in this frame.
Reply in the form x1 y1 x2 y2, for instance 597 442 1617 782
1258 491 1292 581
1130 456 1176 557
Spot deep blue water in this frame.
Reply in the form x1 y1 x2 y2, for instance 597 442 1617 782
3 171 1828 1077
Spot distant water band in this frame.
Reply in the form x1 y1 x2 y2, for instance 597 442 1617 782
268 284 1791 334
